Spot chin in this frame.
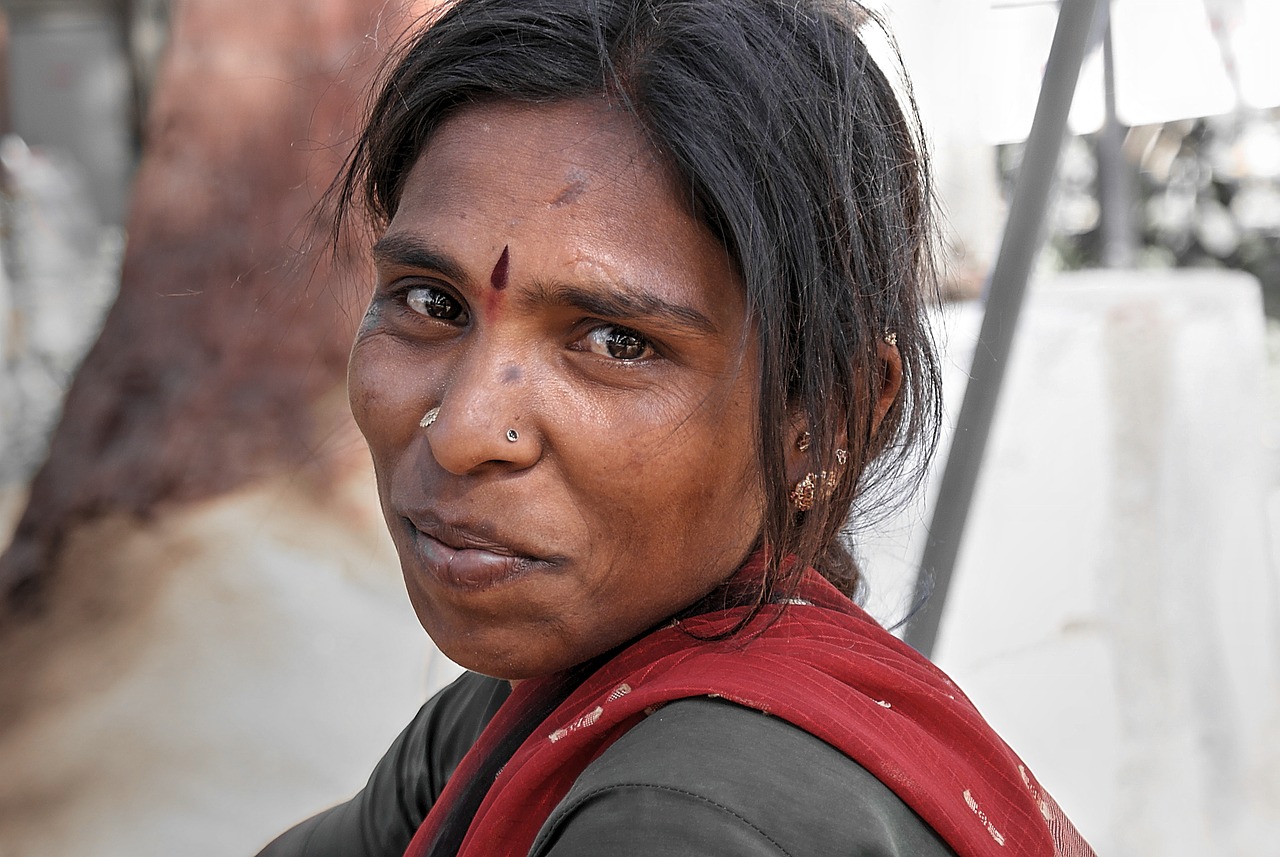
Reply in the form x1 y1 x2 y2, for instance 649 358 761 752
412 607 577 682
440 644 572 683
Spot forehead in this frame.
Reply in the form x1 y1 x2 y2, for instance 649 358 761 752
409 97 681 214
386 97 745 326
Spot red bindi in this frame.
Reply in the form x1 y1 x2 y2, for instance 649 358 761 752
490 245 511 291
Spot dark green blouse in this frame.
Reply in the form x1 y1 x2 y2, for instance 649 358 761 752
256 671 955 856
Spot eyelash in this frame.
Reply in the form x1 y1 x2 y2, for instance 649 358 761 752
392 282 657 362
575 325 655 361
402 284 469 324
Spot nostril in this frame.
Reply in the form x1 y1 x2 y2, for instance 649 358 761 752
420 396 541 475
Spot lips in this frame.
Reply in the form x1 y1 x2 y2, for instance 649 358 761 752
402 513 557 591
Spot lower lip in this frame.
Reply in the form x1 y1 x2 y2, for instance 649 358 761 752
410 526 545 591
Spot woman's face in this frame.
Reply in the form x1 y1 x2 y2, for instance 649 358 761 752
349 99 766 679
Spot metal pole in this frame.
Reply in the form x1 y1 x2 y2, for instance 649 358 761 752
1098 0 1135 268
904 0 1104 656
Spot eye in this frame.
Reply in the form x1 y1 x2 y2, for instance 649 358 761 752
580 325 654 361
405 286 468 322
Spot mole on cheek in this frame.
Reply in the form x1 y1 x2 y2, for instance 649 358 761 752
490 245 511 291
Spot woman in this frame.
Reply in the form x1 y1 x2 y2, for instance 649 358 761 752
260 0 1095 854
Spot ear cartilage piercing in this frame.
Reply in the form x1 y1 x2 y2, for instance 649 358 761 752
883 331 898 347
506 429 519 443
420 406 441 429
797 432 811 453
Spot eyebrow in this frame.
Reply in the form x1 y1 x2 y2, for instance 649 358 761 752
372 232 718 335
371 233 470 285
532 280 718 335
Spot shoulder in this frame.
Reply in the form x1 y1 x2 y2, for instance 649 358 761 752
530 696 956 857
408 670 511 793
255 671 508 857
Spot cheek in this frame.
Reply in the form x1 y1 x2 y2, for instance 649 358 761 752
573 402 764 563
347 336 425 448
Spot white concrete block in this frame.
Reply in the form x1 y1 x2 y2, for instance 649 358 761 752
862 270 1280 856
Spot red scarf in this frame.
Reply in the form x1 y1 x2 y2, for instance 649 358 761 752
404 569 1095 857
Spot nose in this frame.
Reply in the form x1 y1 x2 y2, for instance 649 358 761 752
426 344 541 476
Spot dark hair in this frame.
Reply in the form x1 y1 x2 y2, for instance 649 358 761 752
336 0 941 605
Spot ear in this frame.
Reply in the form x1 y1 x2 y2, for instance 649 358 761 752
871 338 903 436
784 339 902 486
782 410 851 486
783 410 812 487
